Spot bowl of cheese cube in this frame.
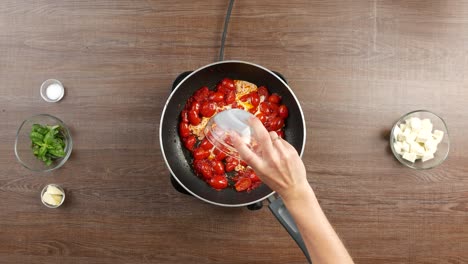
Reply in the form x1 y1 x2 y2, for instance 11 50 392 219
390 110 449 169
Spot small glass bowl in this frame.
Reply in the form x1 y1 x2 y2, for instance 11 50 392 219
40 79 65 103
15 114 73 172
390 110 449 170
41 184 65 208
204 109 257 159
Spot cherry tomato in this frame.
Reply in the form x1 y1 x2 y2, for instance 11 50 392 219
181 110 189 123
209 92 224 102
193 148 209 160
221 78 235 90
209 175 228 189
212 160 225 174
188 110 201 125
255 113 267 124
268 93 281 104
190 101 201 113
213 148 227 161
225 162 236 172
194 159 212 179
269 117 284 131
235 178 252 192
259 102 270 113
216 83 227 94
183 135 196 150
179 122 190 138
278 105 289 119
240 94 250 102
269 102 279 113
240 160 248 167
257 86 269 99
200 138 213 150
193 86 209 101
250 92 260 107
225 90 236 104
200 101 216 117
245 169 260 182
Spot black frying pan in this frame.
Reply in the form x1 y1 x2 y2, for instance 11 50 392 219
160 60 310 262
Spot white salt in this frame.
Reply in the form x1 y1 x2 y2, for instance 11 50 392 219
46 83 63 100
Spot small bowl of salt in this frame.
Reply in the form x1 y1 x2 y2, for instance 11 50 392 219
40 79 65 103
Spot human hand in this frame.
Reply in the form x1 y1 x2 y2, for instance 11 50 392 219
231 117 311 201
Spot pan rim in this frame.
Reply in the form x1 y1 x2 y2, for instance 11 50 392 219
159 60 306 207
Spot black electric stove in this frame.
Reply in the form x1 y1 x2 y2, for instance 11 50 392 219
168 70 288 211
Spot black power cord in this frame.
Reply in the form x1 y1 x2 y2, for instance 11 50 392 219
219 0 235 61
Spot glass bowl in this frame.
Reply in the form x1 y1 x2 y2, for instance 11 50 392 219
41 184 65 208
204 109 257 160
15 114 73 172
390 110 449 170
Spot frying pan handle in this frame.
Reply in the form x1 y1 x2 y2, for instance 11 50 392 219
268 196 312 263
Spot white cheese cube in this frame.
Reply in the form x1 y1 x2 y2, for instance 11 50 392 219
422 152 434 162
393 142 403 155
421 119 433 132
402 142 410 153
410 117 422 131
433 130 444 143
402 152 416 163
424 139 437 154
405 132 418 143
416 131 431 143
393 126 402 141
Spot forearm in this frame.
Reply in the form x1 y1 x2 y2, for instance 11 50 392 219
282 186 354 264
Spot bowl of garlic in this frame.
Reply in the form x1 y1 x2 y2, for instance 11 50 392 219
390 110 449 170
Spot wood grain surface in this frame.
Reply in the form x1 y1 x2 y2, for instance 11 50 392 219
1 0 467 263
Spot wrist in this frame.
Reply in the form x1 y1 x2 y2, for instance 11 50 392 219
279 183 316 204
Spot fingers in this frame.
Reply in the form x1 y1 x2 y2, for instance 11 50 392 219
249 117 274 152
231 132 261 168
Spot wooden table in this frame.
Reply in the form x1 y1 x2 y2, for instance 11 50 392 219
1 1 467 263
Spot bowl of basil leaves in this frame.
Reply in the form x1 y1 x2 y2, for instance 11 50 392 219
15 114 72 172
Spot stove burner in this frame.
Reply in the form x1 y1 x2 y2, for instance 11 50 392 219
168 70 288 210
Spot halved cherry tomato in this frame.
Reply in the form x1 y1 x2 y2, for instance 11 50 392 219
179 122 190 138
225 90 236 104
193 86 209 101
190 101 201 113
193 148 209 160
221 78 235 90
183 135 196 150
194 159 212 179
255 113 267 124
200 101 216 117
257 86 269 99
212 160 225 174
245 169 260 182
181 110 189 123
210 92 224 102
188 110 201 125
269 117 284 131
259 102 270 113
240 94 250 102
200 138 213 150
250 92 260 107
209 175 228 189
268 93 281 104
225 162 236 172
213 148 227 161
235 178 252 192
278 105 288 119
